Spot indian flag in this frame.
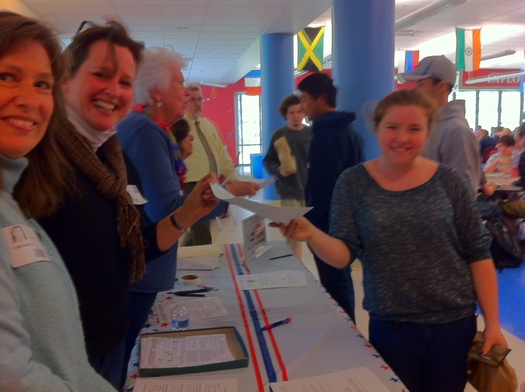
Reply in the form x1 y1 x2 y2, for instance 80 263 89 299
456 27 481 71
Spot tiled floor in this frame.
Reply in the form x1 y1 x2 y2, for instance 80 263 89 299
205 192 525 389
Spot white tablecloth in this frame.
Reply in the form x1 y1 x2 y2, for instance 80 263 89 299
123 242 406 392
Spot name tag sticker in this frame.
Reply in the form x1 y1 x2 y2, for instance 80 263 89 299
2 225 52 268
126 185 148 205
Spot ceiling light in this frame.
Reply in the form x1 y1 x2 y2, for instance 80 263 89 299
395 0 467 32
396 29 418 37
464 70 525 85
200 82 227 88
481 50 516 61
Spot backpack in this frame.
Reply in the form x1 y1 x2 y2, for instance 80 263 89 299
485 218 523 271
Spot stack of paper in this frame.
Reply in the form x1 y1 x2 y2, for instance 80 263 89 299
177 256 219 270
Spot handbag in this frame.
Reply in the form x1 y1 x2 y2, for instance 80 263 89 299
467 331 518 392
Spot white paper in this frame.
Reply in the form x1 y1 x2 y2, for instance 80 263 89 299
153 296 228 324
134 378 237 392
140 334 235 369
126 185 148 205
236 270 307 290
242 214 267 261
177 256 220 270
2 225 52 268
269 367 390 392
211 183 312 224
178 244 222 258
258 176 276 188
254 244 273 258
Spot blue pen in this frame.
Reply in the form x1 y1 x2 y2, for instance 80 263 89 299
261 317 292 331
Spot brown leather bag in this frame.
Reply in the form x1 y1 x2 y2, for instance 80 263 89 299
468 331 518 392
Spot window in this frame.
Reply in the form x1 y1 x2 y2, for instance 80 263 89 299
455 90 477 128
478 91 500 131
500 91 522 130
235 93 262 175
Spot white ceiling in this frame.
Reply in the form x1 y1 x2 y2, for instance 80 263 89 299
12 0 525 86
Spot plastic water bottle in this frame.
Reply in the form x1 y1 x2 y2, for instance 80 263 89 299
171 305 189 330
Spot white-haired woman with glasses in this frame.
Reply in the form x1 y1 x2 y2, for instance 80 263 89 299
117 47 261 367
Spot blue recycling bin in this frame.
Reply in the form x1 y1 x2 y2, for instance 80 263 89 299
250 154 264 179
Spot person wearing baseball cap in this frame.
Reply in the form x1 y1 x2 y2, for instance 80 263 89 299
397 56 484 191
397 55 458 87
397 55 502 221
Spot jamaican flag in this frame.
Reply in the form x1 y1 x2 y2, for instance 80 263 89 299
297 26 325 71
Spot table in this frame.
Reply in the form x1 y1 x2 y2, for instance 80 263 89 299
485 174 523 203
123 242 406 391
485 173 522 189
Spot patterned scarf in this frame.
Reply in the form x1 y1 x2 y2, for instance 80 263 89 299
133 105 187 189
56 125 146 282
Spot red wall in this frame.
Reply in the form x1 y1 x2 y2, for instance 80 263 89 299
200 80 245 165
200 70 333 165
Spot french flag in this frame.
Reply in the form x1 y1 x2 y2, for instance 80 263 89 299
244 70 261 96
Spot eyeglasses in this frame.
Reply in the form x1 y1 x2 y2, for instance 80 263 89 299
74 20 99 36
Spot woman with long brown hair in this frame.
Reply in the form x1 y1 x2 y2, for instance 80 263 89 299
0 11 115 391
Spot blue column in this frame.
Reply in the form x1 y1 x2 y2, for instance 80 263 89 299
260 33 294 200
332 0 395 160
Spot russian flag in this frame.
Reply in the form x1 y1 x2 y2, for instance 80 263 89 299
404 50 419 72
244 70 261 96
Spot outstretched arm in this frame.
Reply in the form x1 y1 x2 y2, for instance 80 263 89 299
270 217 351 268
156 174 219 252
224 180 261 196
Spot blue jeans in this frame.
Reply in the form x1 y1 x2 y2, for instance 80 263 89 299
89 339 126 391
314 254 355 322
369 315 477 392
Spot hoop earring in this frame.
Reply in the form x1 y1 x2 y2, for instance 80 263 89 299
157 101 163 108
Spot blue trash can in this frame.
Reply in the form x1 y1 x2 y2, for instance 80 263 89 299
250 154 264 179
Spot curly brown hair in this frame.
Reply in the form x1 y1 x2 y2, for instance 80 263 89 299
278 94 301 119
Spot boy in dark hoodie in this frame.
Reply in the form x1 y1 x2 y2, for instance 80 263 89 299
298 73 364 322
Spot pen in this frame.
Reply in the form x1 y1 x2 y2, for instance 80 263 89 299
261 317 292 331
175 293 206 297
168 288 210 297
268 254 294 260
